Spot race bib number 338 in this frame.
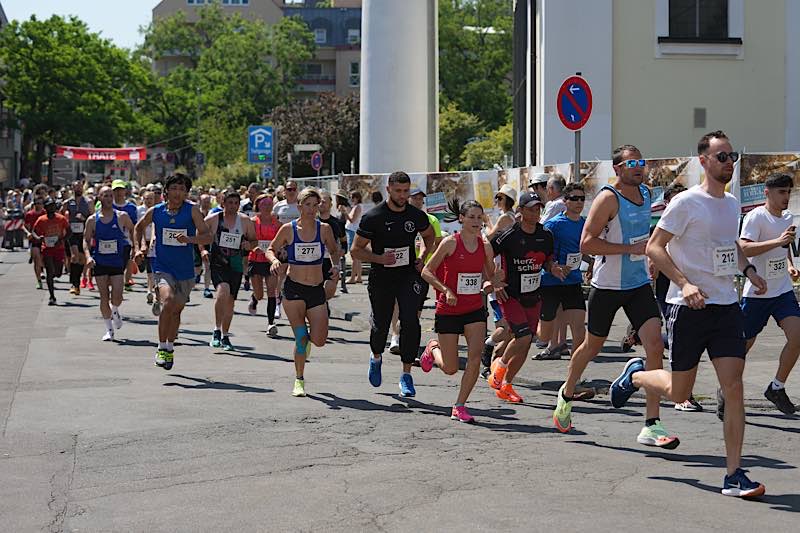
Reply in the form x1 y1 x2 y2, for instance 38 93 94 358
457 273 482 295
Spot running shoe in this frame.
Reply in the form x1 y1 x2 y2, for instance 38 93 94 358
48 296 56 306
87 279 95 291
419 339 437 373
610 357 644 408
243 279 251 291
292 378 306 397
533 347 561 360
399 373 416 397
203 288 213 299
123 284 132 292
163 350 174 370
146 292 154 305
480 366 491 380
496 383 523 403
267 324 278 337
620 324 639 353
151 300 161 317
210 330 222 348
559 345 571 357
154 349 168 367
481 340 493 368
248 297 257 316
389 336 401 355
368 356 382 387
488 359 506 390
451 405 475 424
553 384 573 433
274 302 282 320
716 386 725 421
764 385 797 415
102 330 114 342
637 420 680 450
722 468 766 498
36 280 42 290
221 336 234 351
112 309 123 330
80 277 87 289
674 395 704 412
535 339 548 349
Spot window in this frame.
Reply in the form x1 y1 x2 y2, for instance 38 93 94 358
668 0 727 40
303 63 323 76
655 0 743 57
314 28 327 44
347 28 360 44
349 61 359 87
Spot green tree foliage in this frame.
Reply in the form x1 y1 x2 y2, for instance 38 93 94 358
439 101 483 170
268 93 359 178
460 121 512 170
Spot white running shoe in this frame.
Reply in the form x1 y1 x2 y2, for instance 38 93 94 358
274 303 282 320
102 330 114 342
267 324 278 337
112 309 123 330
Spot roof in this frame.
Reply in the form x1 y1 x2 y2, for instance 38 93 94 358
283 7 361 47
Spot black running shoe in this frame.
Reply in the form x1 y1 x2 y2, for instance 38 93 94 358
764 385 797 415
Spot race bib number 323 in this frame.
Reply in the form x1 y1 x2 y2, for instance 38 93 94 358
767 256 788 280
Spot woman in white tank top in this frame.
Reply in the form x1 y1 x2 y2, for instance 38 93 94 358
341 191 364 283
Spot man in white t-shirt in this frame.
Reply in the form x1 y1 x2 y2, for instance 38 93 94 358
609 130 769 498
738 172 800 415
541 174 567 223
273 181 300 225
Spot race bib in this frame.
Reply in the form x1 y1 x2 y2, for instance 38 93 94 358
219 231 241 250
565 253 582 270
629 234 649 261
767 256 788 280
520 271 541 293
713 245 738 276
385 246 410 268
44 236 58 247
98 240 118 254
70 222 84 233
294 242 322 262
162 228 188 246
457 273 482 295
258 240 271 253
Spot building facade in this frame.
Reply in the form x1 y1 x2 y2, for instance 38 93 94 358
151 0 362 97
0 1 22 187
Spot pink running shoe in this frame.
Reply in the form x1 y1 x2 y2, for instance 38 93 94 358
419 339 438 373
451 405 475 424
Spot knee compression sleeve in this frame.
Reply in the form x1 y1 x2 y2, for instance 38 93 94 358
294 325 309 355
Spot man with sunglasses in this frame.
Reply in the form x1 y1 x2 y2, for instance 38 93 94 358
610 131 769 497
24 197 46 289
553 144 679 451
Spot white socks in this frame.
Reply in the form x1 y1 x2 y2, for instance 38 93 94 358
771 378 786 391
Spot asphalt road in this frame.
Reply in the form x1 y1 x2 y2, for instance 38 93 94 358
0 250 797 532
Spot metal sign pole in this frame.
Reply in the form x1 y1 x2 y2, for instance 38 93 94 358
574 130 581 183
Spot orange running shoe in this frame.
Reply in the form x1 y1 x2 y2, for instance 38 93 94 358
496 383 523 403
488 359 506 390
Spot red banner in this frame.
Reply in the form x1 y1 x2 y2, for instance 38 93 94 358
55 146 147 161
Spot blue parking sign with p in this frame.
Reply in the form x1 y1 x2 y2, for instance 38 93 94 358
248 125 273 164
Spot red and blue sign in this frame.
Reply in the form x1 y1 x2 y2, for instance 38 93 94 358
557 76 593 131
311 151 323 172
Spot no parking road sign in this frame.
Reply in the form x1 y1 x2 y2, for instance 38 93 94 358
557 75 593 131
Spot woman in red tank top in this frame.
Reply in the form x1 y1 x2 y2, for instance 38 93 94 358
421 201 501 423
247 194 282 336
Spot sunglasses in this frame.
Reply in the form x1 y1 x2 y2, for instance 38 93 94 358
619 159 646 168
565 195 586 202
714 151 740 163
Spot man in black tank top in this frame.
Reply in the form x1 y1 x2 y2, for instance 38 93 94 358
63 177 94 294
318 191 346 300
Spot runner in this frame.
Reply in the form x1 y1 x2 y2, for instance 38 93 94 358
272 180 301 320
341 191 364 284
538 174 570 353
318 191 346 301
83 186 135 341
63 177 94 295
552 144 679 450
24 197 45 289
134 173 211 370
136 190 159 306
487 192 563 403
420 201 499 422
612 131 768 497
736 172 800 415
202 191 257 351
198 193 214 298
535 182 591 360
247 194 282 337
265 187 341 397
32 198 69 306
350 171 435 397
111 180 139 291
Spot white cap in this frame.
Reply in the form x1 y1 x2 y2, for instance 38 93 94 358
529 173 549 185
495 184 518 203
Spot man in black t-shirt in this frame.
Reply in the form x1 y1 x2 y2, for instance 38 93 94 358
351 171 436 397
319 191 347 300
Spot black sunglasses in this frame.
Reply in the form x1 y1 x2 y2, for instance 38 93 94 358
714 151 740 163
565 195 585 202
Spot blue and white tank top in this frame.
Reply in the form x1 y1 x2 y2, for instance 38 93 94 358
153 201 197 281
286 220 325 266
92 210 127 268
591 184 651 290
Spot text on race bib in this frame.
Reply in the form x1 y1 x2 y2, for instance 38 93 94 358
384 246 410 268
70 222 85 233
713 245 738 277
294 242 322 262
98 240 118 254
520 271 541 293
565 253 582 269
457 273 482 295
219 231 241 250
258 240 271 253
44 236 58 247
162 228 188 246
629 234 649 261
767 256 788 280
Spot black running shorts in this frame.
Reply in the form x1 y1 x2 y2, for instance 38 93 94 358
586 284 661 338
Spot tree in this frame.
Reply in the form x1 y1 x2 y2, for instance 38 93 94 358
460 121 512 170
439 101 483 170
268 93 360 178
0 16 153 180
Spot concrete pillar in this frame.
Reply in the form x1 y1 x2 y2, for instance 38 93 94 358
360 0 438 174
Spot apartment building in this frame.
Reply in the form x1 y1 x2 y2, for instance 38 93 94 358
0 1 22 186
152 0 362 97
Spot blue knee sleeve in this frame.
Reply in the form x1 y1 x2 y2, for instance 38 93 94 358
294 325 309 355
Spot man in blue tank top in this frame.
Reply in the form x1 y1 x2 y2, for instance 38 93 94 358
135 174 211 370
83 186 135 342
553 144 679 450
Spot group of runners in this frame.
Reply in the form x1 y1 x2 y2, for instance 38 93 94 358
18 130 800 498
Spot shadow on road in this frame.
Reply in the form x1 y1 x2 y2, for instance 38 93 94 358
308 392 411 413
649 476 800 513
217 349 293 363
746 420 800 434
163 374 274 393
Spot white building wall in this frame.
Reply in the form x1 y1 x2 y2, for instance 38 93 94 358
786 0 800 151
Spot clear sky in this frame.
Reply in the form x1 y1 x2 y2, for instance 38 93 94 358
2 0 157 50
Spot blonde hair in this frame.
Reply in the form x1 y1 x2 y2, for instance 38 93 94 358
298 187 321 205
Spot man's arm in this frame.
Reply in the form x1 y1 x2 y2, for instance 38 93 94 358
416 225 435 270
321 224 342 264
83 217 96 265
350 235 390 265
580 190 642 257
739 230 795 257
190 205 212 246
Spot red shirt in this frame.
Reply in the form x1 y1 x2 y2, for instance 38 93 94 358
248 216 281 263
33 214 69 257
25 209 44 229
435 233 487 316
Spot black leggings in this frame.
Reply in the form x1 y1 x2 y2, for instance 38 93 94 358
368 273 425 364
43 256 63 298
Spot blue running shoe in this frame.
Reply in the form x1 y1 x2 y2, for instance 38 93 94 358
368 356 382 387
399 373 416 397
610 357 644 408
722 468 765 498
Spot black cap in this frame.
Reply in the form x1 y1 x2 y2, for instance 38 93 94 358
518 192 545 209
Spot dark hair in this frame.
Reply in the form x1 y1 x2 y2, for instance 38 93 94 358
224 191 241 202
494 193 514 211
350 191 362 203
248 182 260 190
697 130 729 155
166 173 192 191
459 200 484 217
387 171 411 185
371 191 383 204
663 182 687 201
612 144 641 166
563 182 585 196
765 172 794 189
